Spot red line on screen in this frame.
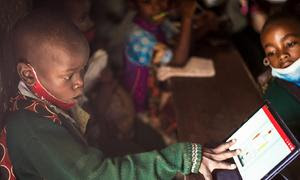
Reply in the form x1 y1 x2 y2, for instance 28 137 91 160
262 105 295 151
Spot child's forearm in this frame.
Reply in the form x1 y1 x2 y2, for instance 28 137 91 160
171 17 193 66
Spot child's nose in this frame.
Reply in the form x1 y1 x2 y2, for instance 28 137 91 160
279 53 289 62
159 1 168 11
153 4 160 12
73 74 84 90
87 17 95 30
153 3 165 13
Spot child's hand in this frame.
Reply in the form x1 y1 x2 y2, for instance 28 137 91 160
153 43 170 65
199 140 240 180
157 66 175 81
179 0 197 19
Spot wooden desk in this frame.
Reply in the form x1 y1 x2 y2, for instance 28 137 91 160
170 42 300 180
171 43 263 146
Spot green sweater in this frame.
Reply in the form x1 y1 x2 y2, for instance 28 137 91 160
263 79 300 136
4 95 202 180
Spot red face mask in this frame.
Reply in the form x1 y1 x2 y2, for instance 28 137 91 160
27 64 75 110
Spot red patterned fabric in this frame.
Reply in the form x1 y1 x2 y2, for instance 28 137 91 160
0 93 62 179
0 129 16 180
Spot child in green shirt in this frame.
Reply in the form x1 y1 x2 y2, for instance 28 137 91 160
260 12 300 180
0 9 239 180
260 13 300 137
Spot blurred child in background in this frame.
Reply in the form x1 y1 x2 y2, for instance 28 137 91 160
123 0 197 142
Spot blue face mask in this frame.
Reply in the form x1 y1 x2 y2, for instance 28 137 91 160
271 59 300 87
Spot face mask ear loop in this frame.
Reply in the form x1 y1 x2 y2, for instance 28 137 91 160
263 58 270 66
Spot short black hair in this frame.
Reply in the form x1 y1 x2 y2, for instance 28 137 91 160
12 8 88 63
261 12 300 35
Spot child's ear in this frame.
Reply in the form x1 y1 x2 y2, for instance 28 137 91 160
17 63 36 86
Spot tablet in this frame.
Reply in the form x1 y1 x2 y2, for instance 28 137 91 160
227 102 300 180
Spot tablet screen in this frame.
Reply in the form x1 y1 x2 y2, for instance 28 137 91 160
227 105 296 180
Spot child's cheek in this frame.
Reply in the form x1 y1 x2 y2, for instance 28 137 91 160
270 59 281 69
290 48 300 61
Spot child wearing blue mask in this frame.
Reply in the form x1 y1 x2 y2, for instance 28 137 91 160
260 13 300 138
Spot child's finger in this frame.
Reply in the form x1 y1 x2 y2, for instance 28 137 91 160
157 71 169 81
199 164 213 180
212 161 237 171
153 43 167 51
212 139 236 153
157 67 172 81
205 149 240 161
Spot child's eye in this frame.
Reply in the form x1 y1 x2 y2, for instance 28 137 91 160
286 41 297 48
64 74 73 80
79 14 88 23
266 51 275 57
